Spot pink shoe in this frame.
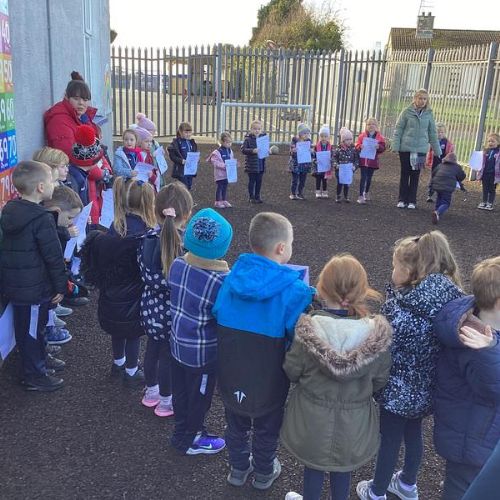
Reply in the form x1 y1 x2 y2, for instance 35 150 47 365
223 201 232 208
214 201 223 208
142 386 160 408
154 396 174 417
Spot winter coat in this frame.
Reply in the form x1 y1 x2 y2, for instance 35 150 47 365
206 148 234 181
44 99 101 156
392 105 441 155
0 199 67 304
108 213 150 238
113 147 136 178
477 148 500 183
426 138 454 167
213 253 315 418
68 164 90 206
332 144 359 170
312 141 333 176
433 295 500 468
281 311 392 472
167 138 198 179
288 136 313 174
430 159 466 193
355 131 386 168
376 273 463 418
241 133 266 174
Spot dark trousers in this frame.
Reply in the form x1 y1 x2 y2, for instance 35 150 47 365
428 157 441 196
303 467 351 500
482 172 497 204
13 302 50 379
215 179 228 201
247 172 264 200
442 460 482 500
224 406 284 475
371 408 424 496
170 359 216 452
291 172 307 195
111 337 141 369
144 337 172 397
181 175 194 190
359 166 375 195
398 152 421 204
315 173 327 191
335 170 349 198
435 190 453 217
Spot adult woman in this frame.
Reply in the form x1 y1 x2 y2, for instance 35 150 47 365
392 89 441 209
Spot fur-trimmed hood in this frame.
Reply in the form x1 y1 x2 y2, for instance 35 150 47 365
294 313 392 379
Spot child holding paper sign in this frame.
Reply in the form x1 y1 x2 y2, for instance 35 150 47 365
477 133 500 211
168 122 198 191
333 127 358 203
242 120 267 204
289 123 313 200
312 125 333 199
206 132 235 208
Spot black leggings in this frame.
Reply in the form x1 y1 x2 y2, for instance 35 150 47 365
111 337 141 369
315 173 327 190
143 337 172 396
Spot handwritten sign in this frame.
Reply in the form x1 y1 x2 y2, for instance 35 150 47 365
256 135 270 159
99 189 114 228
360 137 378 160
64 202 92 259
225 159 238 183
296 140 312 164
134 162 153 183
184 151 200 176
316 150 331 173
153 146 169 175
339 163 354 185
468 151 483 171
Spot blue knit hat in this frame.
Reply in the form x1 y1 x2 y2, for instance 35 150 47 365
184 208 233 260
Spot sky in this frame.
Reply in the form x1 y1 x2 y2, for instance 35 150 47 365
110 0 500 50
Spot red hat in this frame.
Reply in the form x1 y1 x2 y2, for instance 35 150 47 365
70 125 103 167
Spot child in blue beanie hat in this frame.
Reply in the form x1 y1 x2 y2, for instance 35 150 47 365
168 208 233 455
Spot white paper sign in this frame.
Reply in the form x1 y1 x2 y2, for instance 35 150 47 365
316 150 331 173
339 163 354 185
99 189 114 229
64 202 92 259
285 264 310 285
296 140 312 164
360 137 378 160
134 162 153 183
469 151 483 171
0 303 15 360
225 159 238 183
184 152 200 176
256 135 270 159
153 147 169 175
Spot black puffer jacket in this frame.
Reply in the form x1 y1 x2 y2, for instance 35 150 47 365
241 133 266 173
167 137 198 179
430 160 466 193
0 199 67 304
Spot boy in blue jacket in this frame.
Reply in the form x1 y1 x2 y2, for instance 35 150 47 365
213 212 315 491
433 256 500 500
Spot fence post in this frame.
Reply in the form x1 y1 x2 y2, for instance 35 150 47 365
423 48 434 90
216 43 223 136
334 49 345 140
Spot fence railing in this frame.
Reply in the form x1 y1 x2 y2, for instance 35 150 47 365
111 42 499 163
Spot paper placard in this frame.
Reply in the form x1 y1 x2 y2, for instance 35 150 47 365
285 264 310 285
184 151 200 176
225 159 238 183
64 202 92 259
316 150 331 173
153 146 169 175
296 140 312 164
134 162 153 183
99 189 114 228
469 151 483 171
0 303 15 360
256 135 270 159
339 163 354 185
360 137 378 160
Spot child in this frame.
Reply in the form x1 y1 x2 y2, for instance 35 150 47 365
139 182 193 417
333 127 358 203
289 123 313 200
167 122 198 191
206 132 234 209
241 120 267 204
355 118 386 204
81 177 156 387
114 128 140 179
134 126 159 191
33 147 70 186
477 132 500 210
426 122 454 202
0 161 67 391
433 256 500 500
357 230 463 500
312 124 333 199
282 254 392 500
213 212 315 490
430 152 466 224
168 208 233 455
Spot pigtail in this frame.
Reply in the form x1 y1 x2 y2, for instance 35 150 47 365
160 217 182 275
137 183 157 229
112 176 128 237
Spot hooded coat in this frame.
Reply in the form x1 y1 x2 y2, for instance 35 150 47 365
281 311 392 471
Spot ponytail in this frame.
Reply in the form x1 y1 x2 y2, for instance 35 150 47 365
113 176 128 237
159 216 182 275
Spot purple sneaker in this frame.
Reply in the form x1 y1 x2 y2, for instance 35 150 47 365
45 326 72 345
186 433 226 455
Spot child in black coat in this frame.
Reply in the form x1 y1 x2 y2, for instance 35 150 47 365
167 122 198 191
241 120 268 203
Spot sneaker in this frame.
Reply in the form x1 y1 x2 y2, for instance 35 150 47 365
407 203 416 209
154 396 174 417
214 201 225 208
23 374 64 392
249 198 256 204
364 192 371 201
289 194 298 200
344 197 350 203
46 354 65 372
141 385 160 408
315 190 322 198
387 471 419 500
322 191 329 198
46 344 62 355
252 457 281 490
285 493 303 500
123 368 145 388
296 194 305 200
356 480 387 500
478 202 487 209
357 196 366 204
336 196 342 203
45 326 72 345
485 203 494 211
227 462 254 487
62 296 89 307
255 198 263 204
426 196 434 203
223 201 232 208
397 201 406 208
110 362 125 379
186 433 226 455
55 304 73 317
54 315 66 328
432 211 439 225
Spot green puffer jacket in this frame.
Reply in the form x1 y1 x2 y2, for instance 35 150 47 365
392 105 441 155
280 310 392 472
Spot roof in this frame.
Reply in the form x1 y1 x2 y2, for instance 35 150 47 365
387 28 500 51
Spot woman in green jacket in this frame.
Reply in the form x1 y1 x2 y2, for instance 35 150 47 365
392 89 441 209
282 254 392 500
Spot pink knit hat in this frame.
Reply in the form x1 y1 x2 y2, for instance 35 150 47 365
136 112 156 133
134 126 153 143
339 127 353 142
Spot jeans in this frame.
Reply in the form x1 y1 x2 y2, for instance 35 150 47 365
224 406 284 475
215 179 228 201
111 337 141 369
291 172 307 195
315 173 327 191
435 190 453 217
181 175 194 190
359 166 375 195
247 172 264 200
303 467 351 500
371 408 424 496
335 170 349 198
442 460 482 500
482 172 497 204
143 337 172 397
398 152 421 204
428 157 441 196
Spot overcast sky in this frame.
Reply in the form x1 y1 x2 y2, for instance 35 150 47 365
110 0 500 50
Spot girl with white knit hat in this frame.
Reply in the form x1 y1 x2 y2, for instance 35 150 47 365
312 124 333 198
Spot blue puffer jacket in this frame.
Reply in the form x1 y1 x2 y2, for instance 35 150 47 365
433 295 500 467
376 273 463 418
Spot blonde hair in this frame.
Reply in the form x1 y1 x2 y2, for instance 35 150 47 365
414 88 429 100
471 256 500 310
220 132 232 144
365 117 379 129
33 147 69 169
250 120 263 131
12 161 52 195
317 254 381 317
112 177 156 237
156 182 194 275
436 122 447 131
486 133 500 149
249 212 292 253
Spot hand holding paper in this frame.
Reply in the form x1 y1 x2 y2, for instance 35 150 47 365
256 135 270 159
469 151 483 171
225 159 238 183
316 150 331 173
184 152 200 175
296 140 312 164
360 137 378 160
64 202 92 259
134 162 154 183
153 147 169 175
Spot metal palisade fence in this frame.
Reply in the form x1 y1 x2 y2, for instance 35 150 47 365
111 42 500 162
